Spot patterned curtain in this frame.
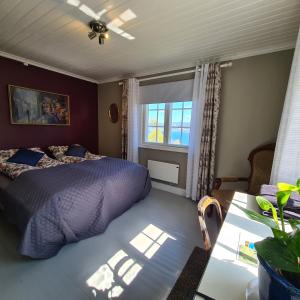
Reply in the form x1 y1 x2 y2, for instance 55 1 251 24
121 80 128 159
197 63 222 198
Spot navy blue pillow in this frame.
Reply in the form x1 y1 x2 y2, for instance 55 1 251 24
65 145 87 158
7 149 44 166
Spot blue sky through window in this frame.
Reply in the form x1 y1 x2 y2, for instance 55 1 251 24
145 101 192 146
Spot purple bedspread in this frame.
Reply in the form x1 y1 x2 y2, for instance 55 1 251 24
0 158 151 259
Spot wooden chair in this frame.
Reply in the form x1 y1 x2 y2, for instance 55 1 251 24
190 196 223 291
212 143 275 215
197 196 223 252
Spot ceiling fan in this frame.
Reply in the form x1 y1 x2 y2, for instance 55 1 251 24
88 20 109 45
66 0 136 45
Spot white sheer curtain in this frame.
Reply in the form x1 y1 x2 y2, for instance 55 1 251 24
186 64 209 200
127 78 139 163
270 28 300 184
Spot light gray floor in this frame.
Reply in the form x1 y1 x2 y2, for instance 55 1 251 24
0 189 208 300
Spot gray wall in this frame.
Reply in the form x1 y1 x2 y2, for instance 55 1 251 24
139 148 187 188
98 49 293 190
215 49 293 178
98 81 122 158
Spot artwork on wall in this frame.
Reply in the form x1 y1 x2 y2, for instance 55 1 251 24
8 85 70 125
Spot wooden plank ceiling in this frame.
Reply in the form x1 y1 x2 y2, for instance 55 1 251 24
0 0 299 82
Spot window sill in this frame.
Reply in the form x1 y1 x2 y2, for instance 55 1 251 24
139 143 188 153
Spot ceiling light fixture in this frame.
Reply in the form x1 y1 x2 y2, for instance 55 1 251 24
88 20 109 45
88 31 97 40
99 33 109 44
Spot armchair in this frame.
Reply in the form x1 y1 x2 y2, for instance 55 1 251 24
212 143 275 214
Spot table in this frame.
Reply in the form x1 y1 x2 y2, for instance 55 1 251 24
195 192 272 300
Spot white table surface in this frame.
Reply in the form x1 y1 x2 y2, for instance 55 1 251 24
196 192 272 300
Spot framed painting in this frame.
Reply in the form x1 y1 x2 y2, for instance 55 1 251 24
8 85 70 126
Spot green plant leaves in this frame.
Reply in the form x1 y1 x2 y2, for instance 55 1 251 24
277 183 298 192
234 179 300 276
256 196 278 224
232 203 279 230
255 234 300 273
276 191 292 209
256 196 273 211
271 228 289 240
297 179 300 190
289 230 300 265
289 220 300 231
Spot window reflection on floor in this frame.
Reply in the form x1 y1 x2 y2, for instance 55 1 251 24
86 224 176 298
130 224 176 259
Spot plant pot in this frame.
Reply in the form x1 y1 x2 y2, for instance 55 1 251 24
258 255 300 300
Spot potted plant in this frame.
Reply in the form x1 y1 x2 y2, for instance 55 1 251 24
234 179 300 300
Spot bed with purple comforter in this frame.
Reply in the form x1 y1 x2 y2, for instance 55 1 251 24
0 157 151 259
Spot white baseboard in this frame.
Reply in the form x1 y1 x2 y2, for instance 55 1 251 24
151 181 186 196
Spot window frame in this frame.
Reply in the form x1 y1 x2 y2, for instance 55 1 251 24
140 102 191 153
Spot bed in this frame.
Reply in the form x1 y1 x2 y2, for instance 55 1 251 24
0 173 11 190
0 151 151 259
0 173 11 210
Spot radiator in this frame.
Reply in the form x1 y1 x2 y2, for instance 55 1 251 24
147 160 179 184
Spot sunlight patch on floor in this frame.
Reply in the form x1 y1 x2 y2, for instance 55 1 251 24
86 224 176 298
130 224 176 259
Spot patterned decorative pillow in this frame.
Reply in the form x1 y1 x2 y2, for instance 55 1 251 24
48 145 68 160
0 148 44 162
7 149 45 166
48 145 104 163
0 149 18 162
37 156 64 169
59 156 86 164
0 148 39 179
29 147 44 153
0 148 65 179
85 153 105 160
0 161 39 180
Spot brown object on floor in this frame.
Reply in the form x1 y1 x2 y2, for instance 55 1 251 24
212 143 275 214
167 247 209 300
197 196 223 251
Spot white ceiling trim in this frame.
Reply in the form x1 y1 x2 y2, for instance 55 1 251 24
0 50 98 84
98 42 295 84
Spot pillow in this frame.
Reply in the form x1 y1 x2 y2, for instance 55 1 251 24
59 156 86 164
7 149 44 167
0 148 43 163
65 144 87 158
85 152 105 160
29 147 43 153
37 156 63 168
0 149 18 162
48 145 102 163
0 161 39 180
48 145 68 159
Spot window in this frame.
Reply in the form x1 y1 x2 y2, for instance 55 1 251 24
145 103 166 143
143 101 192 148
169 101 192 146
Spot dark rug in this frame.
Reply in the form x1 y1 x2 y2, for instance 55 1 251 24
167 246 209 300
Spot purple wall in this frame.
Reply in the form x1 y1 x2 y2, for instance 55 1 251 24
0 56 98 153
